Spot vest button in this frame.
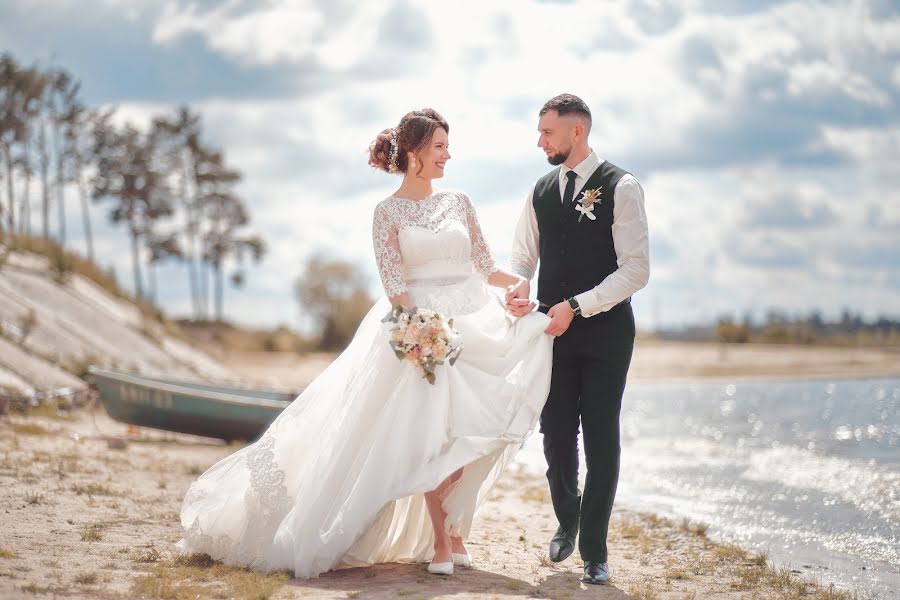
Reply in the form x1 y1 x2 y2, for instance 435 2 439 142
561 233 567 240
560 249 566 255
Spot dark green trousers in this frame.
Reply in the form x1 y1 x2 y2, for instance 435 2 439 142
538 301 635 563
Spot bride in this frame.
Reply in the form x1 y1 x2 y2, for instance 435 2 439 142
177 108 554 577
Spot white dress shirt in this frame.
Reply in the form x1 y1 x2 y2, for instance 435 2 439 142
508 151 649 318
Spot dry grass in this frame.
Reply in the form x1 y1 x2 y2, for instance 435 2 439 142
680 518 709 538
611 513 863 600
73 571 98 585
0 547 20 559
662 560 693 582
130 545 162 564
750 550 769 566
79 523 104 542
627 578 660 600
20 399 74 420
126 553 290 600
520 485 551 504
19 582 65 595
536 552 553 568
8 234 121 304
24 491 44 505
615 520 645 540
177 319 314 353
11 422 50 436
71 482 117 496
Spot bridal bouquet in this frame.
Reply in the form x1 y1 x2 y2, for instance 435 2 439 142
382 305 463 384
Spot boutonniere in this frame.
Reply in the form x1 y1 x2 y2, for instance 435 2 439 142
575 187 602 222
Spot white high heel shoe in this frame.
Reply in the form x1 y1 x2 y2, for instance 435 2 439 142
452 553 471 568
427 560 454 575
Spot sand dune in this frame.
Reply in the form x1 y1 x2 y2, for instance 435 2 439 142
0 251 234 398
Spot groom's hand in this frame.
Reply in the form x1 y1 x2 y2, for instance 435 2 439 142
544 301 574 337
505 278 534 317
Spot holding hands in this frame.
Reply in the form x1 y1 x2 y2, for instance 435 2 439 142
504 279 575 337
505 278 535 317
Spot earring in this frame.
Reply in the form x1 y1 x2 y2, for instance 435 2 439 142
411 158 416 168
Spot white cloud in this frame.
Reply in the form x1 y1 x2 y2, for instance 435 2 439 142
7 0 900 329
153 0 326 65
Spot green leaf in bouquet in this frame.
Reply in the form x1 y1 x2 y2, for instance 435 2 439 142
425 371 436 385
448 345 463 366
388 341 406 360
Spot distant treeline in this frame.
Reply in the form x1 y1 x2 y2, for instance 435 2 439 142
658 309 900 347
0 52 264 321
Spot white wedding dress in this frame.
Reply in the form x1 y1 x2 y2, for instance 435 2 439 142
177 189 553 577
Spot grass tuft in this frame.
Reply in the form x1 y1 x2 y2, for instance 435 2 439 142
74 571 98 585
80 524 104 542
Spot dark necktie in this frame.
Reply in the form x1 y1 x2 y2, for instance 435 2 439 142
562 170 578 205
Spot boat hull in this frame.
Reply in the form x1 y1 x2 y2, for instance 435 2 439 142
89 367 296 441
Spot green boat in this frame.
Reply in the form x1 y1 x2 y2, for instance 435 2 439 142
88 367 297 441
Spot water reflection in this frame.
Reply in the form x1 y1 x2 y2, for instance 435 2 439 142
518 377 900 597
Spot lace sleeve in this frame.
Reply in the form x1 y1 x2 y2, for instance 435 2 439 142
461 192 498 278
372 202 407 297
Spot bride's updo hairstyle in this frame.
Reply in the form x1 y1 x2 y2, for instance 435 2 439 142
368 108 449 176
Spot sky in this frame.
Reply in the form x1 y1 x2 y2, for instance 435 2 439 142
2 0 899 332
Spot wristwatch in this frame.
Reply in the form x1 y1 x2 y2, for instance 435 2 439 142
567 297 582 317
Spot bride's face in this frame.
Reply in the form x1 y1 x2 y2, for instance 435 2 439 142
537 110 574 166
410 127 451 180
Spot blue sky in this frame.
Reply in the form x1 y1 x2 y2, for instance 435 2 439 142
2 0 899 331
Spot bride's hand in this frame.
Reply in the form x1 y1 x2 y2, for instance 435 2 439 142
505 278 534 317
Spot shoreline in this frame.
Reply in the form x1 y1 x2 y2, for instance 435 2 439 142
0 407 875 600
201 341 900 393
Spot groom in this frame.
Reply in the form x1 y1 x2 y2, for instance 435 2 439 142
506 94 649 585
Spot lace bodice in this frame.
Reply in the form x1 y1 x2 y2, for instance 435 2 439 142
372 190 497 297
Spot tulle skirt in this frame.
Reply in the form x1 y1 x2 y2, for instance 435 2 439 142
176 275 553 577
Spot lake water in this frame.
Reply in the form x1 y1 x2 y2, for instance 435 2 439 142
517 376 900 597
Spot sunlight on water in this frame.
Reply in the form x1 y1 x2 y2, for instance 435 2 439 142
517 377 900 597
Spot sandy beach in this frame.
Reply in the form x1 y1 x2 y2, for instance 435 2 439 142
2 341 891 599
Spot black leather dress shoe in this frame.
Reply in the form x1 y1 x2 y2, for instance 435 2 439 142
548 526 576 562
582 561 610 584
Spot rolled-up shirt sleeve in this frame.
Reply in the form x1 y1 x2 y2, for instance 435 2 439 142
574 175 649 317
508 185 540 280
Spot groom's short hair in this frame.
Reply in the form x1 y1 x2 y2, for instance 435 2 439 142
540 94 592 131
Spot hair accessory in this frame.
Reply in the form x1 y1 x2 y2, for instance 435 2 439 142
387 127 400 173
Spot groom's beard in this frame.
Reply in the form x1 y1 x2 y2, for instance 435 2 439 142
547 149 569 166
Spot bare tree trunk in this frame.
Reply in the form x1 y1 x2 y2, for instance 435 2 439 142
214 264 223 322
187 236 200 317
38 117 50 239
181 164 200 318
19 140 32 235
1 145 14 233
54 128 65 245
75 156 93 261
199 259 208 320
130 227 143 300
148 261 157 305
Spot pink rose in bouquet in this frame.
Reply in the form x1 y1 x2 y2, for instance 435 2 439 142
382 304 463 384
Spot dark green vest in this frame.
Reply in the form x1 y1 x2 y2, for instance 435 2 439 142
533 160 629 307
